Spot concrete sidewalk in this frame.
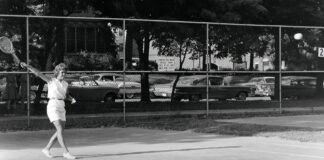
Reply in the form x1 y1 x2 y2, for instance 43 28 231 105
1 127 324 160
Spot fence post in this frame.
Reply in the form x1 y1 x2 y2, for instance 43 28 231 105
26 16 30 128
123 20 126 122
206 23 209 117
279 26 282 113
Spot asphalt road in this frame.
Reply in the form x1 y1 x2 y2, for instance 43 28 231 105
1 126 324 160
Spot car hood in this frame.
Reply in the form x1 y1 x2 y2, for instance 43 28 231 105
97 81 141 88
235 82 257 87
153 83 173 88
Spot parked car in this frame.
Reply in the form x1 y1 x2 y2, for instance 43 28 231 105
149 75 177 98
173 75 255 101
150 82 173 98
77 73 141 98
281 76 319 99
69 77 119 102
31 75 120 102
236 76 275 97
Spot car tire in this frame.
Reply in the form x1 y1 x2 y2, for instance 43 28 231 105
104 93 116 102
189 95 200 102
172 97 181 102
30 91 36 101
126 93 135 99
219 98 227 101
236 92 247 101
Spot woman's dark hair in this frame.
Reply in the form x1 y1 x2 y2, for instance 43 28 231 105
53 63 67 77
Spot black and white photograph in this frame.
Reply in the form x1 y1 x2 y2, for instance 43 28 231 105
1 0 324 159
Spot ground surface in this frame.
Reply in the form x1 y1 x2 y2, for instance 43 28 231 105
2 127 324 160
2 114 324 160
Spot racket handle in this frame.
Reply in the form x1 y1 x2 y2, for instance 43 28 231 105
11 53 21 65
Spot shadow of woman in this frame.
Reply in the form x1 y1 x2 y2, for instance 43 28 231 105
76 146 241 159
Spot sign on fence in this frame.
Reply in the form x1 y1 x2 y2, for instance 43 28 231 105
318 47 324 57
157 57 175 71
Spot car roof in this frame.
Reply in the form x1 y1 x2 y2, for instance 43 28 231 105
251 76 274 79
282 76 316 80
178 75 222 81
94 73 122 77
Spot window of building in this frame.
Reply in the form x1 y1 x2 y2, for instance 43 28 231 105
65 26 108 54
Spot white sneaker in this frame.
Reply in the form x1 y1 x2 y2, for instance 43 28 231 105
63 152 76 159
42 148 53 158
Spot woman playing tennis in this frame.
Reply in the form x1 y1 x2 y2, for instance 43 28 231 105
20 62 77 159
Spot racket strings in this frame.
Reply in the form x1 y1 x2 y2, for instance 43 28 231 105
0 37 14 54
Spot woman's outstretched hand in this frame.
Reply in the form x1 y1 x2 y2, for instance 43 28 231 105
20 62 27 68
71 98 76 104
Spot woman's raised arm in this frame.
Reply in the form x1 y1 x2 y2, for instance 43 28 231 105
20 62 51 83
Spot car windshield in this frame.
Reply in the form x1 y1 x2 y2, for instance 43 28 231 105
80 76 93 81
249 78 263 83
265 78 275 83
115 76 133 81
93 75 101 81
178 76 197 85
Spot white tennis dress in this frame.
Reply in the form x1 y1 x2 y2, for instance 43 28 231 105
46 78 68 122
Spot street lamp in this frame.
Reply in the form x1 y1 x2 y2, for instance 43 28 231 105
293 33 303 40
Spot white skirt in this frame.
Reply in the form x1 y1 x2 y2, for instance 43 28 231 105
47 99 66 122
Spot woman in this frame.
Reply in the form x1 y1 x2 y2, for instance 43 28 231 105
20 62 76 159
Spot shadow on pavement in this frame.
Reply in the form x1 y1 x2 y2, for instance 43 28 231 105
76 146 241 159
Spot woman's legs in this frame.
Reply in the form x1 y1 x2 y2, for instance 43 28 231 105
42 120 75 158
46 120 69 153
44 132 58 150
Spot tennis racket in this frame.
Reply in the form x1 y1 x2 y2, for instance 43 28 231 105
0 36 21 65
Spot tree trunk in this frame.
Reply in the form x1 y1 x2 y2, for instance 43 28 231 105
249 52 254 71
135 23 151 102
125 25 135 70
170 42 188 102
202 50 207 71
140 24 151 102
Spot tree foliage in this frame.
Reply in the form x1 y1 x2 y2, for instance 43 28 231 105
3 0 324 101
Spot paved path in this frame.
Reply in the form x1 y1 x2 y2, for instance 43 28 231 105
1 127 324 160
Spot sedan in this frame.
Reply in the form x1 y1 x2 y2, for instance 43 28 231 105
236 76 274 97
31 76 120 102
281 76 319 99
173 75 255 101
81 73 141 98
69 78 119 102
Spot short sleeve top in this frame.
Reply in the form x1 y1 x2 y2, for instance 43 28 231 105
47 78 68 99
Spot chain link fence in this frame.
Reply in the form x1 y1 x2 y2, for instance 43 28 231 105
1 15 324 127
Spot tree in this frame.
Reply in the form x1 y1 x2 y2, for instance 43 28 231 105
209 25 272 70
263 0 324 98
152 23 205 101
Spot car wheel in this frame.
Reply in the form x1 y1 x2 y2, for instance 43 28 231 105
236 92 247 101
172 97 181 102
104 93 116 102
30 91 36 101
189 95 200 102
219 98 226 101
126 93 135 99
